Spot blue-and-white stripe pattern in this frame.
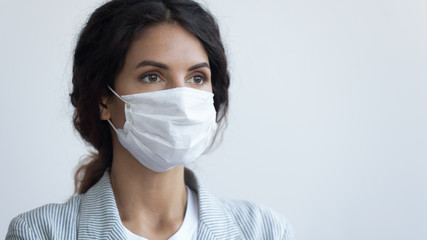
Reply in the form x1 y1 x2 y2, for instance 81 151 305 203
6 169 294 239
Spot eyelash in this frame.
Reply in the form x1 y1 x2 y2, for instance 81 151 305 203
140 73 161 83
138 72 209 86
188 73 208 86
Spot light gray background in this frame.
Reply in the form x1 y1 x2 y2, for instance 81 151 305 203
1 0 426 239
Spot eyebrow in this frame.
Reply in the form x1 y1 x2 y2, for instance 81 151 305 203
188 62 210 71
136 60 169 69
136 60 210 71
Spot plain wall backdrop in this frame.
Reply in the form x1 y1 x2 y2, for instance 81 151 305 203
1 0 426 239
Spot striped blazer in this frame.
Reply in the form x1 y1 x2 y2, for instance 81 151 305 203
6 169 294 240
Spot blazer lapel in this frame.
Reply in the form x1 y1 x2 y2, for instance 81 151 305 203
76 169 244 240
77 171 127 240
185 169 244 240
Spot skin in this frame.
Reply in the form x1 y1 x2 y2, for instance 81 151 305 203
99 23 212 239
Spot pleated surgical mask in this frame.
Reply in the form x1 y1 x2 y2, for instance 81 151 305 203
107 86 217 172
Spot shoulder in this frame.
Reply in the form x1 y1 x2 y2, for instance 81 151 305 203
6 195 82 240
220 199 295 240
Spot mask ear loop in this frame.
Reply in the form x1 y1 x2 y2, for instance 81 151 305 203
107 120 118 134
107 86 127 103
106 86 127 134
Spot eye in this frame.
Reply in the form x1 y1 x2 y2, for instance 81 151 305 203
141 73 161 83
188 74 207 85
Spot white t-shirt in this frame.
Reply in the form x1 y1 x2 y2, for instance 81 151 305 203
123 186 199 240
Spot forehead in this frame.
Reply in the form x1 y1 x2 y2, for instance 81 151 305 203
125 23 209 67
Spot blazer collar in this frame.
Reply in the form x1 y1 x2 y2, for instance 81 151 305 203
77 170 127 240
184 170 244 240
77 169 244 240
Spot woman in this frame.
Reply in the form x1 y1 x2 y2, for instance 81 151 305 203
7 0 294 239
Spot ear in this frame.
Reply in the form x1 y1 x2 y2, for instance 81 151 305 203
99 96 111 120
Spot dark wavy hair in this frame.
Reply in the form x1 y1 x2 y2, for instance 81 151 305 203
70 0 229 194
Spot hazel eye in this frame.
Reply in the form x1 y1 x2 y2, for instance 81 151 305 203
141 74 161 83
188 75 207 85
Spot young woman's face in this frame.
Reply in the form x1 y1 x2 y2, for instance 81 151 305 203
103 23 212 127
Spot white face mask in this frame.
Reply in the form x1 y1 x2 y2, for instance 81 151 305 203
107 86 217 172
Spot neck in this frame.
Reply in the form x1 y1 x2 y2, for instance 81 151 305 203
110 143 187 237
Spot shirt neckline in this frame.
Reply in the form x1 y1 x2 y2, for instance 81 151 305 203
123 185 199 240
